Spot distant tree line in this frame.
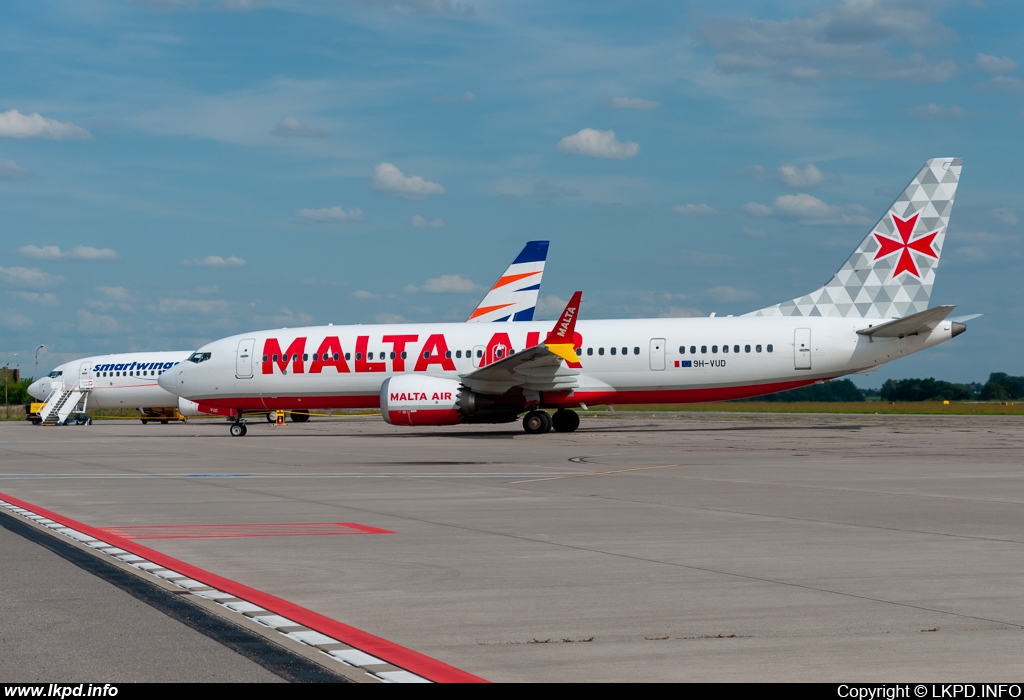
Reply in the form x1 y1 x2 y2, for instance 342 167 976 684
735 373 1023 403
740 379 865 402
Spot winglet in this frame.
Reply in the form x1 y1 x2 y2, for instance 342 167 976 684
544 291 582 363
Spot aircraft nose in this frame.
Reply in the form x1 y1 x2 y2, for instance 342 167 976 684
158 366 183 395
27 379 49 400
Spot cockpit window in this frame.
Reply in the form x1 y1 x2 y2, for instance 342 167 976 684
48 371 63 378
188 352 212 364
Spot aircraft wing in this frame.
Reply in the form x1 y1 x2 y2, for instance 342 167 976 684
856 305 956 339
461 291 582 394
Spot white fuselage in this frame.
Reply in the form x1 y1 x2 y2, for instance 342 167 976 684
29 352 189 409
158 315 957 411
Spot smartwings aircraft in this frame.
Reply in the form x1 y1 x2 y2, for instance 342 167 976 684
27 241 549 426
161 159 970 437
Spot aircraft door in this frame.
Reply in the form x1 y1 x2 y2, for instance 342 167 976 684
650 338 666 371
79 362 93 390
794 328 811 370
236 338 256 379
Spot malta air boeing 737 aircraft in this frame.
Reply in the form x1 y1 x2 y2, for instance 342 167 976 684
160 158 971 437
27 241 549 426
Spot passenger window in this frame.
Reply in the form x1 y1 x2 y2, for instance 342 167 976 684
701 345 707 354
745 345 751 353
598 348 605 356
345 353 351 361
734 345 740 353
610 347 616 355
446 351 452 358
712 345 718 353
679 346 685 354
722 345 729 354
767 344 774 353
263 355 268 362
587 348 593 356
355 353 362 361
476 350 483 358
621 347 627 355
333 353 340 361
303 354 308 362
456 350 462 358
423 351 430 359
495 349 503 358
634 347 639 355
401 351 407 360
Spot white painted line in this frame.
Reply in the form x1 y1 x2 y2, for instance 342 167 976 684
116 554 145 562
378 671 430 683
286 630 339 647
252 615 299 629
194 590 235 601
171 578 208 589
327 649 385 667
223 601 264 614
131 562 163 571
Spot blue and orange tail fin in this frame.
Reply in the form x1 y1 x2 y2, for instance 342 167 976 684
466 241 549 322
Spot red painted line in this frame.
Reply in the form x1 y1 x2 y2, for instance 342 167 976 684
0 492 486 684
102 522 396 540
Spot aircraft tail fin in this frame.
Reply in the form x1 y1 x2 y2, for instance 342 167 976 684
466 241 549 322
748 158 962 319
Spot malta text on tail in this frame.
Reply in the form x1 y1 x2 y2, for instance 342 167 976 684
749 157 963 319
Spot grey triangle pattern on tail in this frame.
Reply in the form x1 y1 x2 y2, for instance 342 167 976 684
747 158 962 320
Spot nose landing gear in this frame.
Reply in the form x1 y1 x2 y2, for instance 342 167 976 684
229 421 247 437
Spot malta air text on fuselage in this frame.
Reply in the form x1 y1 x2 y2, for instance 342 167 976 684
172 314 958 411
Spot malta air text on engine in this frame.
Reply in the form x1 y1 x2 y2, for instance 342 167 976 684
258 330 584 375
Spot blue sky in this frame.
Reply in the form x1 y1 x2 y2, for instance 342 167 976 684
1 0 1022 386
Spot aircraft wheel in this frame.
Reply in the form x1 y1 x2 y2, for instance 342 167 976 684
160 419 169 425
230 423 247 437
291 410 310 423
181 416 187 424
266 412 275 423
522 410 552 435
141 419 148 425
551 409 580 433
75 416 86 426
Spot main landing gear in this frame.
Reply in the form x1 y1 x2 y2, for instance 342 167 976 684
522 409 580 434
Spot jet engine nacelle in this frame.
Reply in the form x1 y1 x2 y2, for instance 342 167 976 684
380 375 465 426
176 397 205 417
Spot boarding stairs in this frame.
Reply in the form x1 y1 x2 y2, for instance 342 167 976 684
39 381 90 425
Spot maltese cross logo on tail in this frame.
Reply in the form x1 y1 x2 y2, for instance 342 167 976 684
872 213 939 279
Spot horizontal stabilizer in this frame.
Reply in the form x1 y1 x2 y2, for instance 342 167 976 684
949 313 983 323
856 305 956 339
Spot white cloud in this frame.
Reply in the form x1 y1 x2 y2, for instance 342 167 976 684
10 291 58 308
700 1 957 82
672 204 718 217
0 110 92 140
706 285 758 303
740 202 775 218
411 215 444 229
606 96 661 110
0 267 64 288
0 308 33 329
97 286 133 301
658 306 704 318
76 309 128 335
295 206 365 223
535 295 568 316
742 227 768 239
991 208 1019 226
904 103 967 119
158 298 230 315
557 128 639 160
976 54 1018 74
0 158 30 179
17 245 119 261
351 289 377 300
404 274 481 293
271 116 327 138
371 163 446 200
778 163 824 188
980 75 1024 92
433 91 477 104
773 193 832 219
375 313 409 324
181 255 246 268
